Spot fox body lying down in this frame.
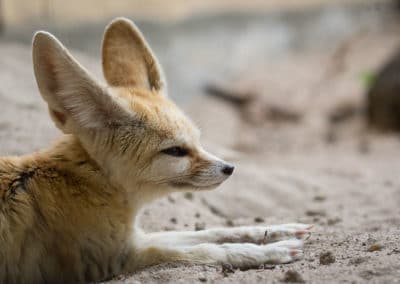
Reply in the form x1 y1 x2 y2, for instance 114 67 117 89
0 18 311 283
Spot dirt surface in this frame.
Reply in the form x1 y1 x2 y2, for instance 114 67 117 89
1 13 400 284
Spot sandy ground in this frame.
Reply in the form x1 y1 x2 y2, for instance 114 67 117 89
1 13 400 284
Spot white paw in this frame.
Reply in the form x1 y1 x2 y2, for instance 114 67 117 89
263 223 313 243
262 239 304 264
217 239 304 268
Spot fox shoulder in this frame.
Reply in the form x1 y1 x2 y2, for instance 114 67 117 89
0 151 72 207
0 158 33 203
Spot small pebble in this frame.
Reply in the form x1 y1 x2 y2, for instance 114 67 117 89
327 217 342 226
282 270 305 283
195 222 206 231
349 257 368 266
221 263 235 277
226 219 234 227
306 210 326 217
392 248 400 254
319 251 335 265
184 192 194 200
254 217 265 223
170 217 177 224
198 276 207 282
313 195 326 202
367 243 383 252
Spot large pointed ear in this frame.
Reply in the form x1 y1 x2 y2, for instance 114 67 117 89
32 31 128 133
102 17 165 92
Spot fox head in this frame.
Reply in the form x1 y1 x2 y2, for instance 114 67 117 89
32 18 234 201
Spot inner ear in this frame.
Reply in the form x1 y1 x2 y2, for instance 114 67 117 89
102 17 165 91
51 109 67 125
33 31 131 133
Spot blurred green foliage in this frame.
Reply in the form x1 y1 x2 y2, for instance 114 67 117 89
360 71 376 88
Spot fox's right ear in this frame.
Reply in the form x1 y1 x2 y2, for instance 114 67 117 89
102 17 166 92
32 31 128 133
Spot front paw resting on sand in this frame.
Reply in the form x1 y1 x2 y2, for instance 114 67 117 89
135 223 312 269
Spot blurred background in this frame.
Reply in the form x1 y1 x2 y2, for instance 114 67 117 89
2 0 400 152
0 0 398 104
1 1 400 282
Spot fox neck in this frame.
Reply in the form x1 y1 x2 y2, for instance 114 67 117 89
44 135 153 215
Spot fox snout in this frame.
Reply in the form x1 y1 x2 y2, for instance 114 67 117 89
202 151 234 177
222 164 235 175
184 150 234 189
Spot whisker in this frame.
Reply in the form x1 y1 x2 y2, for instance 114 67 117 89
153 174 194 184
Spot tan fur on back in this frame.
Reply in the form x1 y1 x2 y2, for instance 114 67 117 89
0 136 135 283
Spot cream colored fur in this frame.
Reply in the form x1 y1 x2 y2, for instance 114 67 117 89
0 18 312 284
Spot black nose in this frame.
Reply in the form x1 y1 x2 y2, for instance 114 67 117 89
222 164 235 175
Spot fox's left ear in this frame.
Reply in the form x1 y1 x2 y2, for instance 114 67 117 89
102 17 166 92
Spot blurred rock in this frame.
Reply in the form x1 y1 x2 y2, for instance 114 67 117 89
329 99 362 125
195 222 206 231
367 50 400 131
204 82 302 125
204 83 254 106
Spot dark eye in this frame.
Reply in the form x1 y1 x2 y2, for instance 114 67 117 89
161 146 188 157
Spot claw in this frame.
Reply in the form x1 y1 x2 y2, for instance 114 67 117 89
295 230 312 240
289 249 304 261
306 224 314 230
295 230 306 239
290 249 301 256
262 230 268 244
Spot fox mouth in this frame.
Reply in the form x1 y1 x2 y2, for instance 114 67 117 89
169 181 222 190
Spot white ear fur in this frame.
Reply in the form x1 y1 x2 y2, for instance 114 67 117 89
102 17 166 92
32 31 128 133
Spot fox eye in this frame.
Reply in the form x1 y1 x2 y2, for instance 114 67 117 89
161 146 188 157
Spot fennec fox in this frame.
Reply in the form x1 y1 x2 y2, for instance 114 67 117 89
0 18 312 283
